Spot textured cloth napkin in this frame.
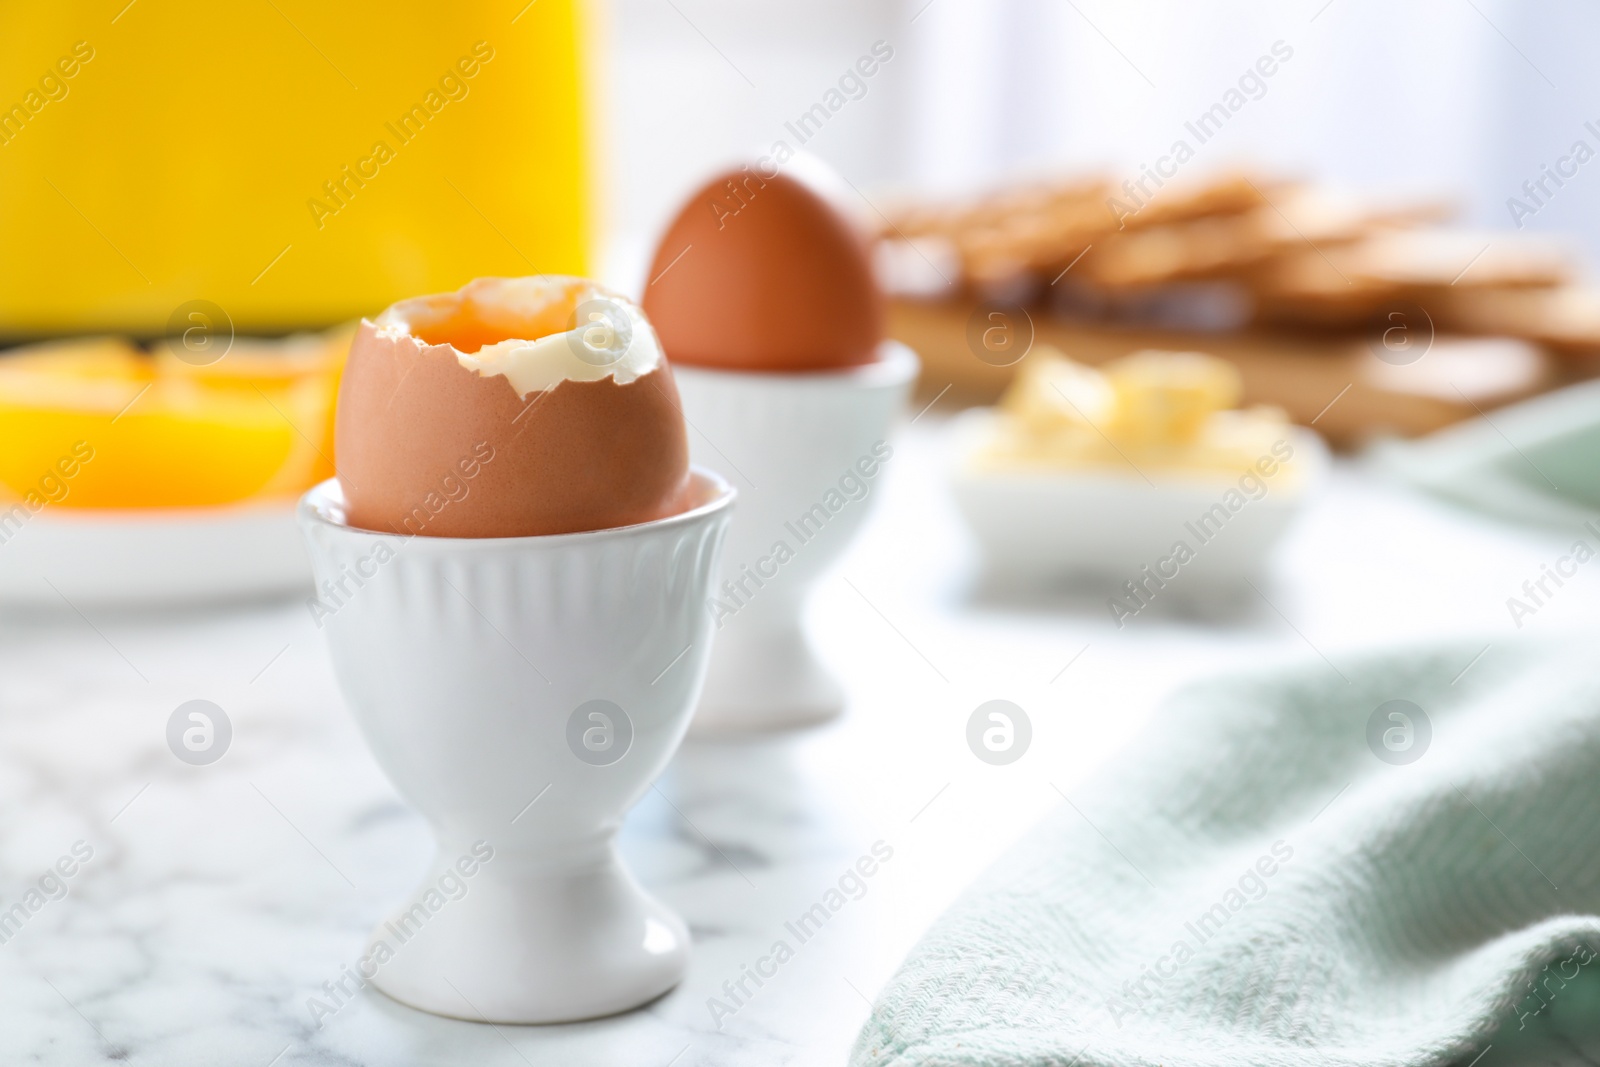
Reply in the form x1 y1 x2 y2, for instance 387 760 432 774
852 639 1600 1067
1380 378 1600 529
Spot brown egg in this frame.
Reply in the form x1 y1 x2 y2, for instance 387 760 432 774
335 276 692 538
642 167 883 371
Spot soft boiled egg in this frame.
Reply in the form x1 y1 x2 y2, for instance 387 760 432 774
335 276 692 538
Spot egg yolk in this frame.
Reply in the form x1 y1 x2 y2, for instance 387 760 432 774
410 279 586 353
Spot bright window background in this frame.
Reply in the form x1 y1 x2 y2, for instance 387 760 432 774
601 0 1600 281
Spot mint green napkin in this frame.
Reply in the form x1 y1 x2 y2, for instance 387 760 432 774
852 640 1600 1067
1380 378 1600 529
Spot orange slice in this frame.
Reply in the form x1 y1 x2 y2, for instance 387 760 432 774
0 330 346 509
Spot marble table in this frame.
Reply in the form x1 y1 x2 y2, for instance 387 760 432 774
2 416 1597 1066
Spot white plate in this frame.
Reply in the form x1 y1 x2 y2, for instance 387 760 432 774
0 501 312 609
950 411 1328 585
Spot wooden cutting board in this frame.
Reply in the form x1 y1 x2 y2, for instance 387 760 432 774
889 297 1568 449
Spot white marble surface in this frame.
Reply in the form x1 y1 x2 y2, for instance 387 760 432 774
1 416 1597 1066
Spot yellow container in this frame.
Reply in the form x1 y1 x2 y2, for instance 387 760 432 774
0 0 589 335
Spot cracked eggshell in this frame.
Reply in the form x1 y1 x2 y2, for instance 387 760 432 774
334 277 691 538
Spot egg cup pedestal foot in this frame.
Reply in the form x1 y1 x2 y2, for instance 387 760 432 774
694 605 844 732
365 840 688 1023
297 471 733 1024
674 343 917 734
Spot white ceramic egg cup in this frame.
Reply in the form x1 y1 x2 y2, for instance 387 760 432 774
673 342 918 733
298 471 733 1024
